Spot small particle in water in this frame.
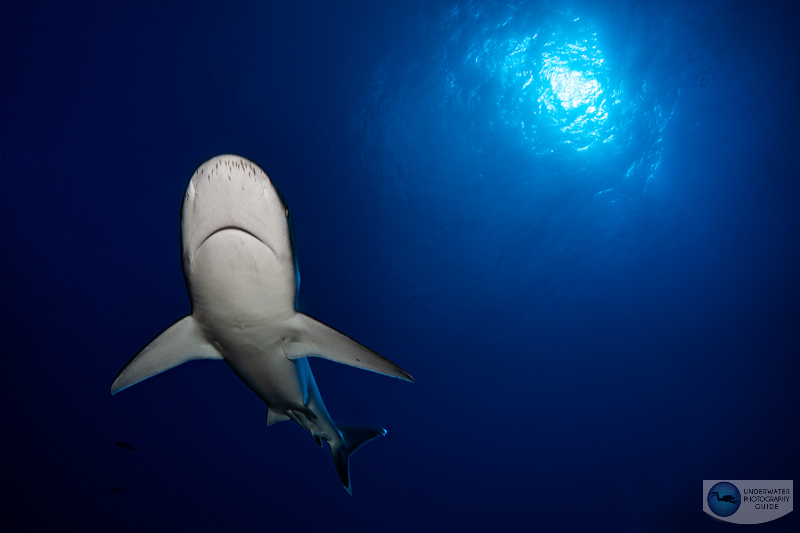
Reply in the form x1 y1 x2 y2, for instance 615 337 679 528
115 441 139 452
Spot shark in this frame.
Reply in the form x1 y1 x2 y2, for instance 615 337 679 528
111 154 413 494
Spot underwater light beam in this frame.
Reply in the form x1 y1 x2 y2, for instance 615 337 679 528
468 17 613 152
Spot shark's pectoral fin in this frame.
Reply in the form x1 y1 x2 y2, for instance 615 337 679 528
282 313 414 382
111 315 223 395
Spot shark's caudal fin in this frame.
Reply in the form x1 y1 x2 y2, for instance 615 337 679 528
330 426 387 495
111 315 223 395
283 313 414 382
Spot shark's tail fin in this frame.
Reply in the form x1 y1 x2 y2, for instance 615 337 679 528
330 426 387 495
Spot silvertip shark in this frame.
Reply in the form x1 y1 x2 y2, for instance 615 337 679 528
111 154 413 494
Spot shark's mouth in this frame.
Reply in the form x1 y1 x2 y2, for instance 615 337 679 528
195 226 274 257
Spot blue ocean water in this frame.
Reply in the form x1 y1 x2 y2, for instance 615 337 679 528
1 0 798 531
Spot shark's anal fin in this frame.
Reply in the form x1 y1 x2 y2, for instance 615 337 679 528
282 313 413 382
111 315 223 395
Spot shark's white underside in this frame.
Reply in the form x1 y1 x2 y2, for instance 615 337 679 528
111 155 412 494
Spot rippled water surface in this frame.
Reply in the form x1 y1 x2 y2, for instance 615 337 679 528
356 1 682 206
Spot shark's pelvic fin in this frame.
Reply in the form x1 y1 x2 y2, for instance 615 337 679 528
283 313 414 382
111 315 223 395
266 404 317 428
331 426 387 496
266 410 290 426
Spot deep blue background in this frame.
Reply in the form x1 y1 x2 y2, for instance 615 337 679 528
1 0 798 531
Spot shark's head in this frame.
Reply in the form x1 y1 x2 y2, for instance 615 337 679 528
180 155 300 306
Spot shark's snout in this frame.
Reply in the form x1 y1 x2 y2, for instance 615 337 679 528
180 155 290 266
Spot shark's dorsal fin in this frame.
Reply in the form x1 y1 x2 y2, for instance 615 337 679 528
282 313 414 382
111 315 223 395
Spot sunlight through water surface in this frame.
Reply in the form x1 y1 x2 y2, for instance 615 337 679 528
465 16 617 153
358 3 680 199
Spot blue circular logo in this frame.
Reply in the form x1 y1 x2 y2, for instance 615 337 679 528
708 482 741 517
